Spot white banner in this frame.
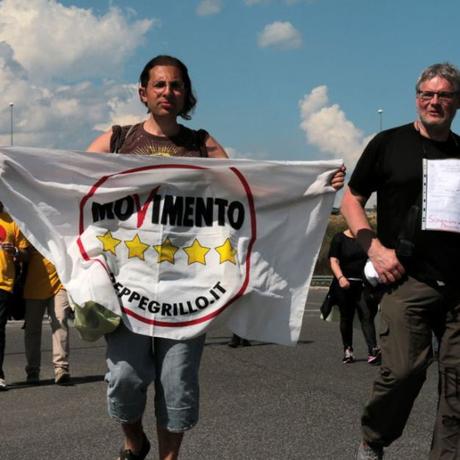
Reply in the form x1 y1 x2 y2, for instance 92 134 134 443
0 146 340 345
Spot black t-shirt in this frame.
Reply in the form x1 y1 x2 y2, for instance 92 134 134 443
328 232 367 279
349 123 460 284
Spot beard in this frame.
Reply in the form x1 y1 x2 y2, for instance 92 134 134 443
419 112 453 133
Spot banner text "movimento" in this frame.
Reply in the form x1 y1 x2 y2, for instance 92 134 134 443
91 190 245 230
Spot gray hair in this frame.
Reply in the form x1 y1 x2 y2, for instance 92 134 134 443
416 62 460 92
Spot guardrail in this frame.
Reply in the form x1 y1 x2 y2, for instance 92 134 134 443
311 275 332 287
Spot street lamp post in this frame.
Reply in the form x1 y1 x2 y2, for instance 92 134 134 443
9 102 14 146
377 108 383 132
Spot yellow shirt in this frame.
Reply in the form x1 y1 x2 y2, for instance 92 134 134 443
0 212 29 293
23 247 62 300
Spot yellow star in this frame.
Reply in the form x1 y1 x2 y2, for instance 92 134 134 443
97 231 122 256
215 238 237 264
125 234 150 260
153 238 179 264
183 239 210 265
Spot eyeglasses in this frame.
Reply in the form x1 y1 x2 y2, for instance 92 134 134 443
151 80 185 93
416 90 459 103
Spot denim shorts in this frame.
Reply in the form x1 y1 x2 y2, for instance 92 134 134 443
105 323 206 432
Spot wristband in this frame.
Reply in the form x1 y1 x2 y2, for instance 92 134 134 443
338 275 345 281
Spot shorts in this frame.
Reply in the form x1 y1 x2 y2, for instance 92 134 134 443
105 323 205 432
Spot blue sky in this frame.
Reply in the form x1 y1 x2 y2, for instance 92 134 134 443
0 0 459 168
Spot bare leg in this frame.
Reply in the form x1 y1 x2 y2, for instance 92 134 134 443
120 419 144 455
157 424 184 460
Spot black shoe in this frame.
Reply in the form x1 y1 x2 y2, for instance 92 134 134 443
228 334 241 348
241 339 251 347
26 372 40 385
119 433 150 460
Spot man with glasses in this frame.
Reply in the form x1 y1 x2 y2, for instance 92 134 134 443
87 55 229 460
341 63 460 459
88 54 345 460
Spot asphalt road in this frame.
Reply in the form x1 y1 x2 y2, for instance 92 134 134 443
0 288 437 460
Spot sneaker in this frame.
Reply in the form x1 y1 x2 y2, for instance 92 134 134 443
343 347 355 364
26 372 40 385
119 433 151 460
368 348 381 366
0 378 8 391
357 441 384 460
55 368 71 385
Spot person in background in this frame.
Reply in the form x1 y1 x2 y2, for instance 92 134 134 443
341 62 460 460
328 229 380 365
0 202 28 390
23 245 71 385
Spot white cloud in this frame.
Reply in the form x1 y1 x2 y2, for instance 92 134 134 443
94 84 147 132
0 0 154 82
299 85 373 166
0 1 153 149
258 21 302 49
196 0 223 16
0 47 146 148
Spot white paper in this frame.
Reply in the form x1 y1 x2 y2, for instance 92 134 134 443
423 159 460 233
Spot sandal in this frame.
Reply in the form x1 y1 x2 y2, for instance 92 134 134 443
118 433 151 460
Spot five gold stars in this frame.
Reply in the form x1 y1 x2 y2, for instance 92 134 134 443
97 233 237 265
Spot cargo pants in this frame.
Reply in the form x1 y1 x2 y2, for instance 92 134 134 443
361 276 460 459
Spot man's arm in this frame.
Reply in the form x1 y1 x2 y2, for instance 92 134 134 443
341 186 405 285
86 129 113 153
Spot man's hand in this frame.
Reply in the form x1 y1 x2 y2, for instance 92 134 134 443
368 242 405 285
331 165 346 191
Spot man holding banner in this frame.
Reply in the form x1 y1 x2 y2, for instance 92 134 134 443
87 55 345 460
87 55 229 460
